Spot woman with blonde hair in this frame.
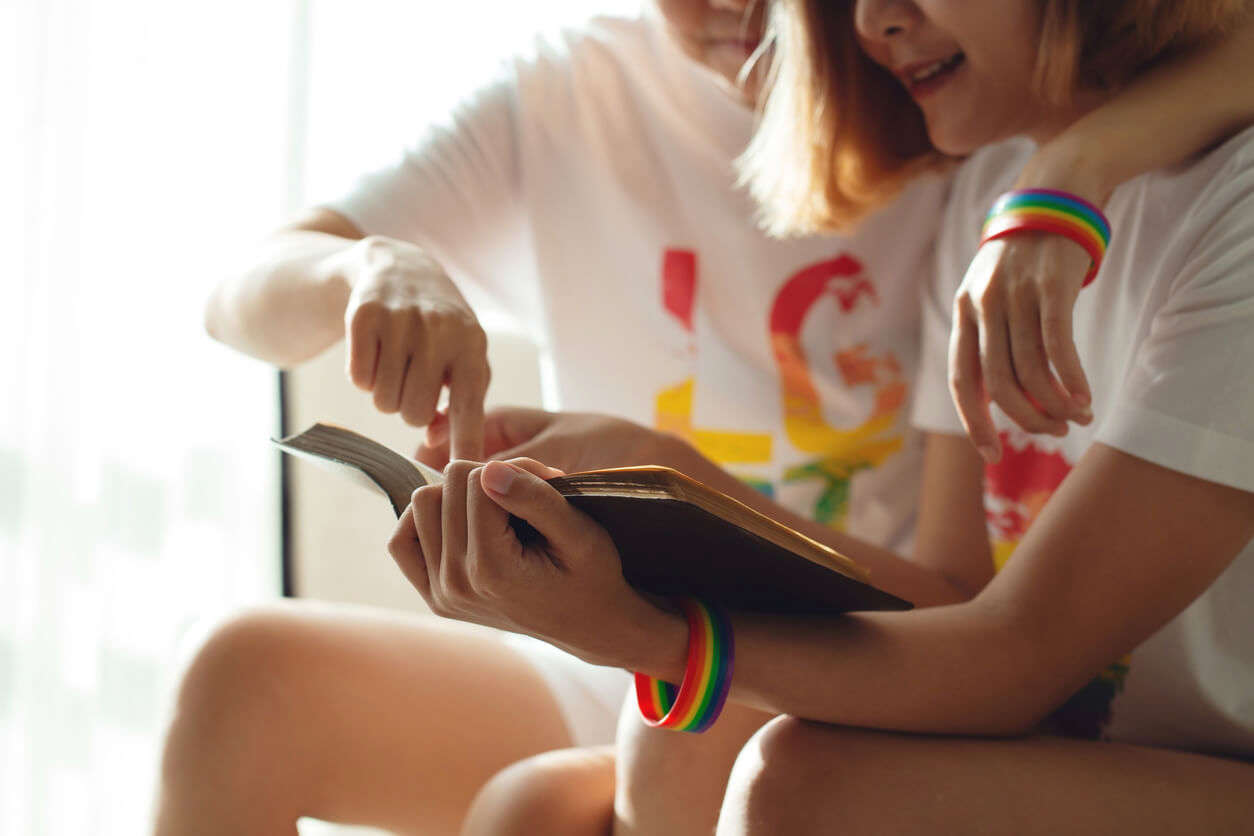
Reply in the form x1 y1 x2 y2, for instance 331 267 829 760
377 1 1254 833
726 4 1254 825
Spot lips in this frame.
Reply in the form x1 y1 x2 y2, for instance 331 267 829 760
898 52 966 96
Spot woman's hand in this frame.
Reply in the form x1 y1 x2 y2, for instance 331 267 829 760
387 457 679 669
340 235 489 460
418 407 682 475
949 234 1096 461
948 129 1111 463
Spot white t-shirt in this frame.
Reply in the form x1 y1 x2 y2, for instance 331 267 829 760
914 130 1254 757
327 14 949 550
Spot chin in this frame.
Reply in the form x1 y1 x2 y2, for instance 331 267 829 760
923 121 987 157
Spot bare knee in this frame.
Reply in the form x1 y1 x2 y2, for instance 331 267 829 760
616 699 773 821
462 747 615 836
720 717 888 836
159 604 323 800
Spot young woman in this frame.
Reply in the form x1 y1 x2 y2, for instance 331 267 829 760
158 2 1254 834
380 2 1254 834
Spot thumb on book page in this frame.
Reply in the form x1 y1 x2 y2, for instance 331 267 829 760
479 460 592 553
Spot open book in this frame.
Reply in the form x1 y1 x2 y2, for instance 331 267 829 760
274 423 912 615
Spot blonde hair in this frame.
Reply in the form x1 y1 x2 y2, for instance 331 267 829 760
1034 0 1250 101
742 0 1252 236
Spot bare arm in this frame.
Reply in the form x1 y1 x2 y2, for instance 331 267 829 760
204 208 363 368
959 17 1254 454
727 21 1254 555
396 429 1254 736
204 207 489 458
630 437 1254 735
1025 14 1254 205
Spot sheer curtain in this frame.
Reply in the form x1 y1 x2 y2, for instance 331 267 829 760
3 1 293 833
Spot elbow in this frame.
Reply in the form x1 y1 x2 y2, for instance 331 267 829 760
203 291 277 363
974 689 1081 739
926 688 1050 738
995 666 1116 738
982 666 1061 737
940 599 1083 738
202 284 312 368
971 704 1051 738
932 682 1063 739
966 610 1105 738
940 571 983 605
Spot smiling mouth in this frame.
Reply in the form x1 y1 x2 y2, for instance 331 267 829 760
902 53 966 96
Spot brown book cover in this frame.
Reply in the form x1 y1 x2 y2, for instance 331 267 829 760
274 423 912 615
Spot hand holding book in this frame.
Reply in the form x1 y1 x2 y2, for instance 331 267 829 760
391 457 687 672
276 421 911 689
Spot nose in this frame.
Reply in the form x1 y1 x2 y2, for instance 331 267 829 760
854 0 919 41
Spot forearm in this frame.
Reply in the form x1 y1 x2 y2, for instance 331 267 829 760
662 436 973 608
204 231 357 367
627 598 1051 736
1022 17 1254 204
622 444 1254 738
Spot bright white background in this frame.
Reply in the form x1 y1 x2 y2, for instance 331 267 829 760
4 1 635 834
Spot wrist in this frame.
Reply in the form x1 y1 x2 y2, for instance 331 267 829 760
632 598 736 733
311 236 363 305
332 235 404 291
1016 135 1112 207
616 598 689 681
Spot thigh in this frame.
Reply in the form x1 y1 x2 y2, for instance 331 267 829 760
183 601 573 834
613 698 776 836
502 634 633 748
720 719 1254 836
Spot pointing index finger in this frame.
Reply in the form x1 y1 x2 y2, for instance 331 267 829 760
447 356 489 462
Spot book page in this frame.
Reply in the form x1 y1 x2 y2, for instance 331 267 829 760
273 423 444 516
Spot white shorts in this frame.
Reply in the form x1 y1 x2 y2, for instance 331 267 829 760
505 634 634 747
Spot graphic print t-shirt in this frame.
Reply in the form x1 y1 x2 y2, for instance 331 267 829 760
326 14 949 550
914 133 1254 757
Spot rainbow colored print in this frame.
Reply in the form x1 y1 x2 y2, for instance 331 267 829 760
634 598 734 733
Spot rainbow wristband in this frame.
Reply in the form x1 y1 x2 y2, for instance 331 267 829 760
634 597 734 733
980 188 1112 287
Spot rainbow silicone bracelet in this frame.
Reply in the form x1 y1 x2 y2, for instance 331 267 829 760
980 188 1112 287
634 598 734 733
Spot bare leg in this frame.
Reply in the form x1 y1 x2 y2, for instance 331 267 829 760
152 601 572 836
461 746 616 836
613 699 776 835
720 717 1254 836
462 698 776 836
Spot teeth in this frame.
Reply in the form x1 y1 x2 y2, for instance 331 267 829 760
911 60 946 82
910 54 960 83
